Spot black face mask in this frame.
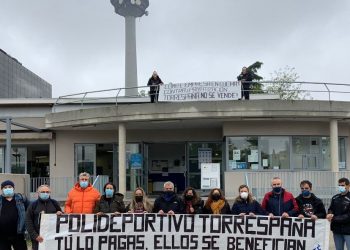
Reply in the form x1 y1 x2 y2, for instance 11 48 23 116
164 191 174 196
135 196 143 202
185 195 194 201
212 194 221 201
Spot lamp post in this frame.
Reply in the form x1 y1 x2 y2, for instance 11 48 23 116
110 0 149 97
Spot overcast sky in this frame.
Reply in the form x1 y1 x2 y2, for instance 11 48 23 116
1 0 350 98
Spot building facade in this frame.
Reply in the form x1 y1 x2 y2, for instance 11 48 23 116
0 49 52 98
1 98 350 200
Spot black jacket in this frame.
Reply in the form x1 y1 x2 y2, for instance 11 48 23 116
231 199 267 216
25 198 62 240
296 193 326 218
202 200 231 214
94 193 126 213
152 192 183 214
328 192 350 234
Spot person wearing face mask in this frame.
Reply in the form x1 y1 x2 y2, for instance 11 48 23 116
261 177 299 218
181 187 204 214
127 187 153 213
327 177 350 250
94 182 125 214
231 185 266 216
152 181 183 215
25 185 62 250
64 172 100 214
0 180 29 250
202 188 231 214
295 180 326 220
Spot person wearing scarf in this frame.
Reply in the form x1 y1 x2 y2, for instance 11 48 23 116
181 187 204 214
203 188 231 214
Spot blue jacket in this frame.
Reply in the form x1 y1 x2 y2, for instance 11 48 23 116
0 193 29 234
231 199 267 215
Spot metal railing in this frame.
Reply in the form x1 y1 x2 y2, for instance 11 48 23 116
30 175 110 201
245 170 350 208
52 81 350 111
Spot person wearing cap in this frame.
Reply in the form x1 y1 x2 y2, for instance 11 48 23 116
64 172 100 214
94 182 126 214
25 185 63 250
0 180 29 250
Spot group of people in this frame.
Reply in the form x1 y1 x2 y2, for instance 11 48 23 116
1 174 350 250
147 66 253 103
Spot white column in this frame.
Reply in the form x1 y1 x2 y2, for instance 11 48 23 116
125 16 138 97
330 119 339 172
118 123 126 195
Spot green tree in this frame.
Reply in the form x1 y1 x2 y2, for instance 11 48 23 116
247 61 264 93
265 66 310 100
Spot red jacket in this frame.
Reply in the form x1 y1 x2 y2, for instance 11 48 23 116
64 183 100 214
261 189 299 216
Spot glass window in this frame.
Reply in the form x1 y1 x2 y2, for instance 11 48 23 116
260 137 289 170
339 137 347 169
187 142 223 189
75 144 96 177
11 147 26 174
227 137 258 170
0 147 4 173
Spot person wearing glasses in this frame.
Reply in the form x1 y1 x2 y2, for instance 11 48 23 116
64 172 100 214
327 177 350 250
25 185 62 250
295 180 326 220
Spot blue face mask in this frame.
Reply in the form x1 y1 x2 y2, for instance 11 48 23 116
338 186 346 193
273 187 282 193
2 188 14 197
302 190 310 197
39 193 50 200
80 181 89 189
105 189 114 198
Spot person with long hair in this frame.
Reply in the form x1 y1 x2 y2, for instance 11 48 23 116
127 187 153 213
231 184 266 216
94 182 125 214
181 187 204 214
202 188 230 214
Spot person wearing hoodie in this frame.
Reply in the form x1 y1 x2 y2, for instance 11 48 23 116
64 172 100 214
296 180 326 220
94 182 126 214
152 181 183 215
25 185 62 250
231 184 266 216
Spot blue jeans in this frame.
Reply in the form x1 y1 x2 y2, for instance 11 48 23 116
333 233 350 250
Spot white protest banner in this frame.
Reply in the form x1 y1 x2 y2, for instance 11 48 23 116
39 214 329 250
158 81 241 102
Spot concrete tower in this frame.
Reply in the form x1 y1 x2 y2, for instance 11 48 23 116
110 0 149 97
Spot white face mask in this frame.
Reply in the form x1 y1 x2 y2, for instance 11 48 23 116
240 191 249 200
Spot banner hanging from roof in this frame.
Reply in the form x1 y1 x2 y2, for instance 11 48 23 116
158 81 241 102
